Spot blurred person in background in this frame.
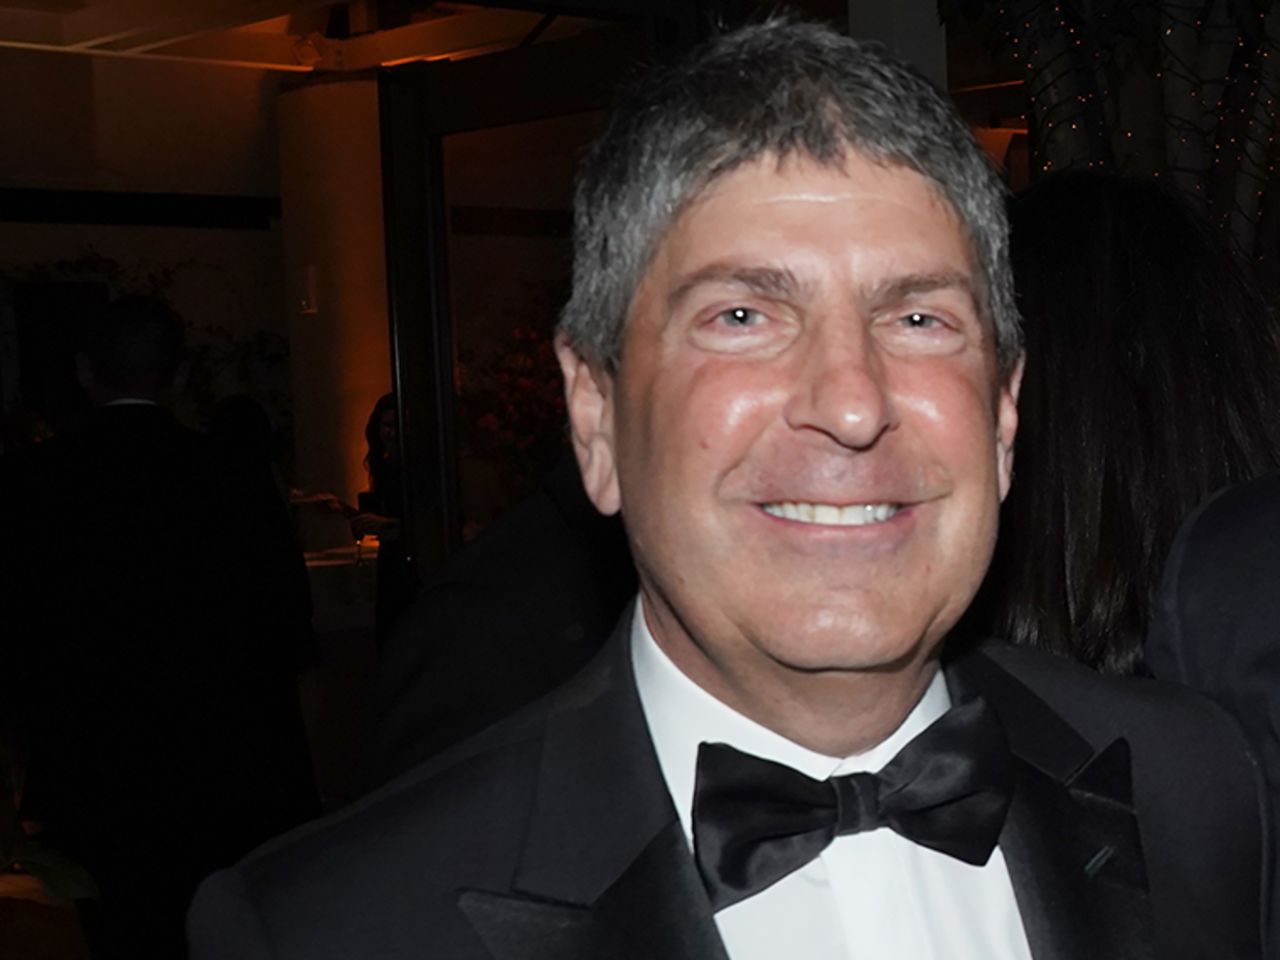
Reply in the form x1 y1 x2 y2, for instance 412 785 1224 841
352 392 417 646
360 450 635 786
966 170 1280 676
0 294 318 959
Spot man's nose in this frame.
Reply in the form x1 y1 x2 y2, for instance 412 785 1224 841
783 323 897 450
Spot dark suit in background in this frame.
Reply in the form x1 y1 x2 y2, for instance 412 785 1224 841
1147 472 1280 930
361 452 635 788
190 620 1269 960
1 402 318 958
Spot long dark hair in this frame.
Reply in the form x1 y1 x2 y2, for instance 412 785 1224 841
364 393 398 496
974 171 1280 674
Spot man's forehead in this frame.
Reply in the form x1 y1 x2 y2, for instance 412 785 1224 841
638 151 982 303
687 148 961 206
598 153 1002 387
658 150 975 260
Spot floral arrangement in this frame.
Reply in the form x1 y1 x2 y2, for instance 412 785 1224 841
454 322 567 502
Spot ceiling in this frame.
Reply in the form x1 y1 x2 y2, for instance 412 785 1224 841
0 1 602 72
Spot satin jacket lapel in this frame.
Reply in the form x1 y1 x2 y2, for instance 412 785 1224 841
948 648 1154 960
459 822 726 960
458 611 728 960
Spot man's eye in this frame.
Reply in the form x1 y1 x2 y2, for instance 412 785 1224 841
902 311 941 329
719 307 765 328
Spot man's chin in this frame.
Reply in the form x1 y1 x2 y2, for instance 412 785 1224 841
756 627 942 678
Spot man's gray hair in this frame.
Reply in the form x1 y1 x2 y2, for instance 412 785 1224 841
559 18 1021 376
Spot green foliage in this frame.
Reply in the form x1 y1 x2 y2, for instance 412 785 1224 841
9 248 189 297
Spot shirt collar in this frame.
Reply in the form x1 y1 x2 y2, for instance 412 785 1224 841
631 596 950 843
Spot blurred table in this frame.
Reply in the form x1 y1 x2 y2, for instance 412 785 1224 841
305 541 378 634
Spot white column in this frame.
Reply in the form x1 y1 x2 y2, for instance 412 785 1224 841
277 79 392 506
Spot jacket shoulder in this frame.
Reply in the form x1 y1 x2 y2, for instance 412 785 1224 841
191 706 552 959
978 640 1255 755
1175 472 1280 557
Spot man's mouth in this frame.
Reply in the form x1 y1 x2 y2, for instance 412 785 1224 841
761 501 902 526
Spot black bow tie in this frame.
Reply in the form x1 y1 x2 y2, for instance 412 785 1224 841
692 696 1014 912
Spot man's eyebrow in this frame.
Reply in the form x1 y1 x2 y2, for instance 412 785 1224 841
863 271 978 312
667 264 809 311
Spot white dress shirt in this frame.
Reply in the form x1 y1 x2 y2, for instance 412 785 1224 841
631 601 1033 960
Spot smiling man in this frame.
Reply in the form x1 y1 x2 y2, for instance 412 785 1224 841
570 152 1015 756
189 20 1269 960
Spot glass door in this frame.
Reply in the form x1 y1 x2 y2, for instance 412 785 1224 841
379 13 671 574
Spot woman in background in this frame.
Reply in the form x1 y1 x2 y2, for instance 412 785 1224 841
969 171 1280 674
354 393 416 646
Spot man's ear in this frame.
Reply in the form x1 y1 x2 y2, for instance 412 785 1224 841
996 353 1024 502
555 334 621 516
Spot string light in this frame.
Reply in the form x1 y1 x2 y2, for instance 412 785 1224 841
958 0 1280 264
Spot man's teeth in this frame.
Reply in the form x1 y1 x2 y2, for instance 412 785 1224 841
762 502 900 526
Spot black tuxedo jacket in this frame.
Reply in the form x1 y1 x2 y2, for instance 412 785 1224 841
190 619 1268 960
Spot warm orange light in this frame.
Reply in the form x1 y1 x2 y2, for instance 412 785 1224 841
379 53 454 67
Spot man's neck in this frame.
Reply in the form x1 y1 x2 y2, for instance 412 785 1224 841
675 654 938 757
642 602 942 757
